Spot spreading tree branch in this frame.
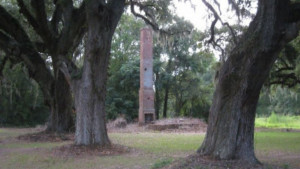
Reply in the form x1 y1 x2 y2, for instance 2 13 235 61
34 41 47 53
269 72 300 88
275 67 294 73
202 0 238 46
30 0 53 41
0 30 54 105
0 55 8 77
16 0 53 44
0 5 31 43
56 2 86 56
129 0 159 31
129 0 191 38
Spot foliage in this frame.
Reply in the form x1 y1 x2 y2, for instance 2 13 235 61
106 14 216 121
257 86 300 116
267 35 300 87
0 61 49 126
106 14 145 120
155 30 216 119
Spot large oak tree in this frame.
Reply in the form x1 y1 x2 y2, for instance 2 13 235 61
0 0 86 132
0 0 178 145
61 0 177 145
198 0 300 164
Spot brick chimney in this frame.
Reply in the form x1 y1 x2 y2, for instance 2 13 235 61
139 28 155 124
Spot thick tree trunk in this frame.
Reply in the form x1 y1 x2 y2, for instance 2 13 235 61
73 0 125 145
46 70 74 133
0 2 82 133
162 86 169 118
198 0 300 164
175 93 183 117
74 55 110 145
154 74 160 120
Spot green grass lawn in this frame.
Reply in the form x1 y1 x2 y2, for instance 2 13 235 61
0 129 299 169
255 114 300 129
110 133 204 154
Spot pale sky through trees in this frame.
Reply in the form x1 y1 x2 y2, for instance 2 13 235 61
175 0 257 59
175 0 256 31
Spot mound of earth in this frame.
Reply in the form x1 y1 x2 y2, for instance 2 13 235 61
18 118 206 141
148 118 207 132
107 117 207 133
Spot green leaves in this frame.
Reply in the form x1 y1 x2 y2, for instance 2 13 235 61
106 14 217 120
267 35 300 88
106 14 144 120
0 62 49 126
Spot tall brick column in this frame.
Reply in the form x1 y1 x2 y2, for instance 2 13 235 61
139 27 155 124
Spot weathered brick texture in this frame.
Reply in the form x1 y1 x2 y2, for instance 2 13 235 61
139 28 155 124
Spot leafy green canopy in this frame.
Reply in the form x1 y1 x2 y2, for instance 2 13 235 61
0 60 49 126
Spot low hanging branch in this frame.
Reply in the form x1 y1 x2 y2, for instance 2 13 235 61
0 55 8 77
269 73 300 88
0 5 31 43
129 0 159 31
16 0 86 57
202 0 238 46
267 42 300 88
129 0 191 36
16 0 53 44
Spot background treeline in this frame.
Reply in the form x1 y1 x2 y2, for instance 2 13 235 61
106 15 216 121
0 14 299 126
0 59 49 126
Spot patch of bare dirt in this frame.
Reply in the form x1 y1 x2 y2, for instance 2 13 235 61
163 154 287 169
148 118 207 132
53 143 131 158
18 131 74 142
107 117 207 133
107 122 148 133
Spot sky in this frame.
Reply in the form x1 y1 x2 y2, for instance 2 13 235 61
175 0 210 31
175 0 257 31
174 0 257 59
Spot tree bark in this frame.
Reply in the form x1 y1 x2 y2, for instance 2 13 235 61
74 54 110 145
73 0 125 145
198 0 300 164
154 72 160 120
46 70 74 133
162 86 169 118
0 3 81 133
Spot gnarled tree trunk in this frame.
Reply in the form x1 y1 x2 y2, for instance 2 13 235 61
154 72 161 120
162 85 169 118
198 0 300 164
46 69 74 133
0 2 85 133
73 0 125 145
74 53 110 145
